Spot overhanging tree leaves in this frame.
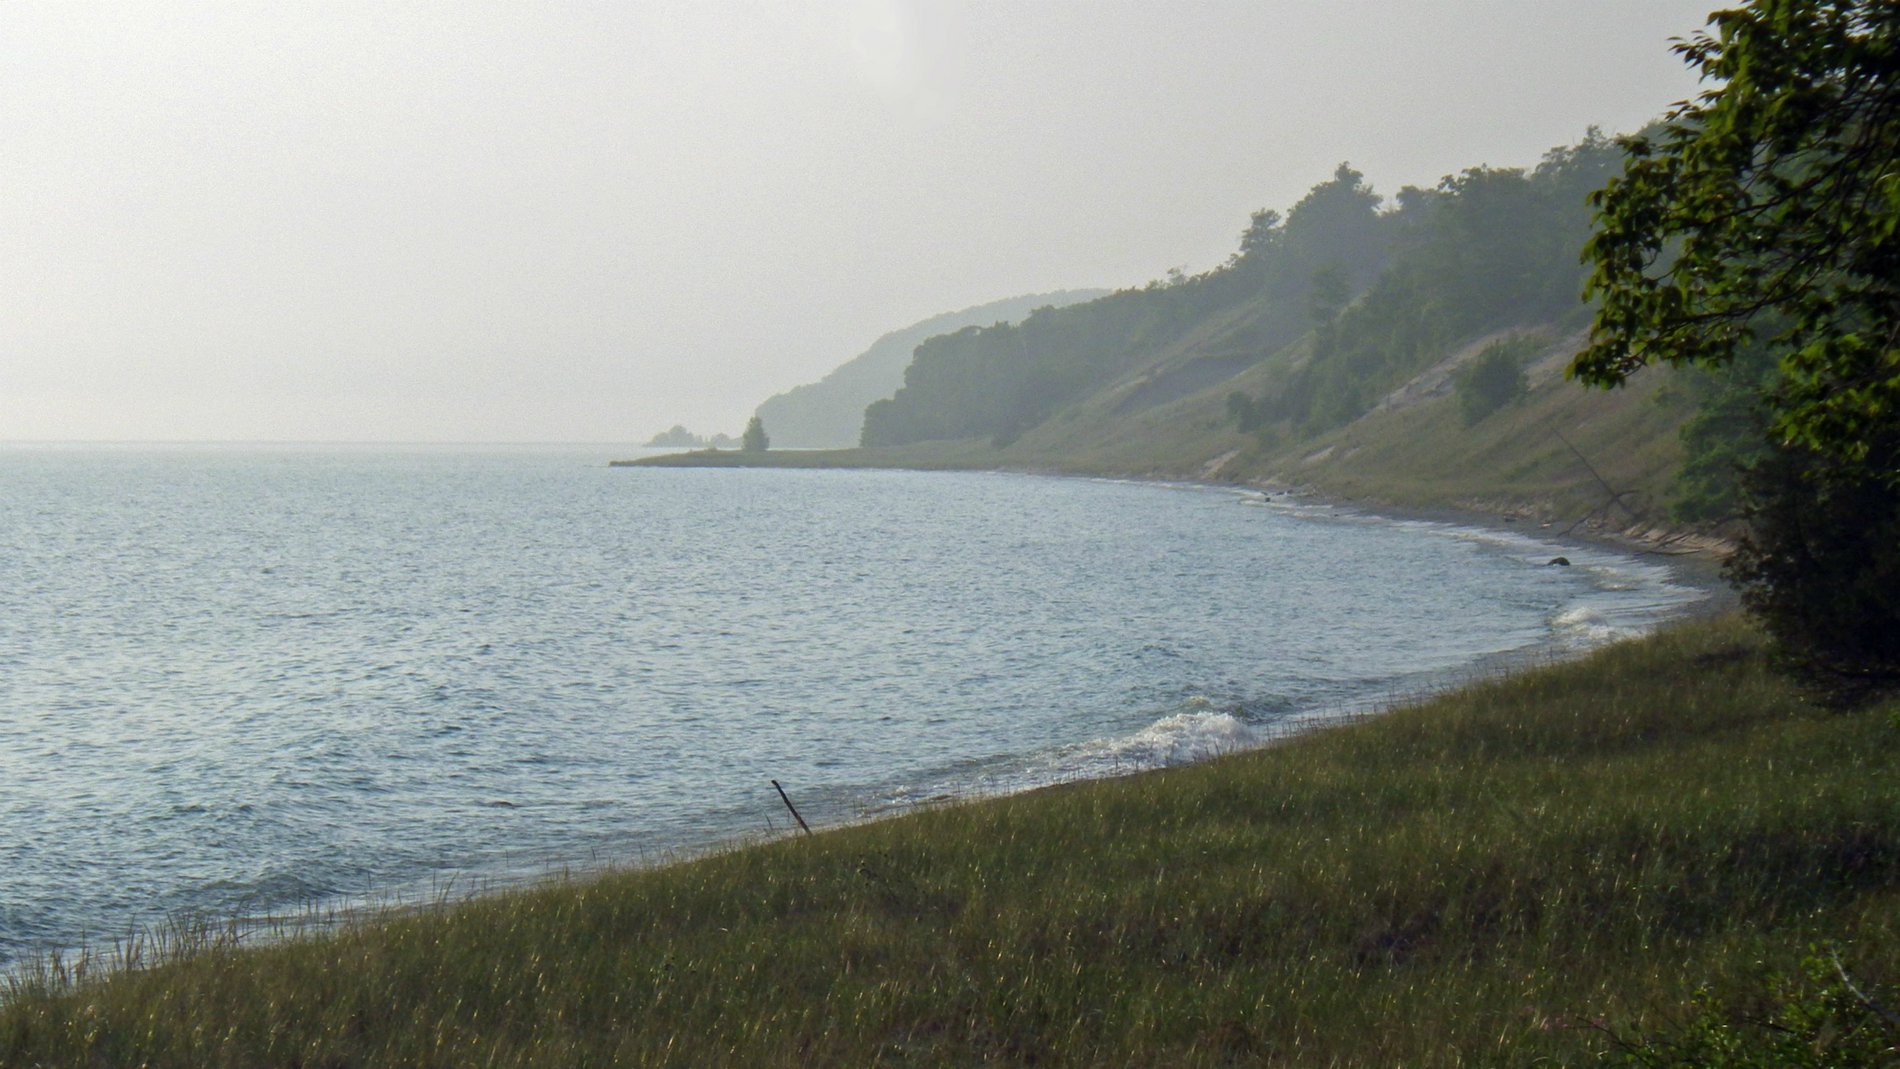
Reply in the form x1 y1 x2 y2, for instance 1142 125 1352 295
1575 0 1900 675
1572 0 1900 478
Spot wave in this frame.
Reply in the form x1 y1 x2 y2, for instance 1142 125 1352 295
1549 604 1636 646
873 702 1286 813
1051 706 1267 774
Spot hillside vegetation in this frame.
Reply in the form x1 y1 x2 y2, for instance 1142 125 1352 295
863 139 1608 449
752 289 1108 449
6 614 1895 1067
648 131 1723 533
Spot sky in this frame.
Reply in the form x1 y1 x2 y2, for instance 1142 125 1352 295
1 1 1717 444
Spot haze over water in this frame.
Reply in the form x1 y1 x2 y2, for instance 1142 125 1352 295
0 445 1702 966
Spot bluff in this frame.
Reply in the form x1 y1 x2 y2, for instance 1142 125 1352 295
850 133 1710 528
657 130 1726 536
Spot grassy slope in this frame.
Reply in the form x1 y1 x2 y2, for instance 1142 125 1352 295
6 615 1896 1067
1249 360 1689 523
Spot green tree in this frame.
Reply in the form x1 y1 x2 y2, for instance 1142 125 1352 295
1666 339 1782 524
1728 440 1900 672
1572 0 1899 475
1573 0 1900 675
742 415 769 453
1225 390 1258 432
1234 208 1282 260
1306 264 1351 327
1454 335 1535 424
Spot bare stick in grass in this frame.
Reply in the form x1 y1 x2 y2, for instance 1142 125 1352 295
771 780 812 836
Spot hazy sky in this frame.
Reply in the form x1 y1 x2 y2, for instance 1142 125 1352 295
3 1 1715 444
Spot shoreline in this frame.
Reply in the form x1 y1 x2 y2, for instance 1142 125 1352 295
10 457 1736 982
615 447 1739 601
1226 482 1739 615
369 466 1734 893
354 490 1719 895
12 611 1887 1066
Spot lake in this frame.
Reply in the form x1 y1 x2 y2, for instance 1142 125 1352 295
0 444 1705 966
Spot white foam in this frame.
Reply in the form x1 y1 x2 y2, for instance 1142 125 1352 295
1074 709 1264 769
1550 605 1632 646
910 705 1278 806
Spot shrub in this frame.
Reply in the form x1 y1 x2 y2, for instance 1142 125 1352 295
1453 335 1536 424
1726 435 1900 679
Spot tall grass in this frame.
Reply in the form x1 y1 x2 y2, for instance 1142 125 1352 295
4 614 1895 1066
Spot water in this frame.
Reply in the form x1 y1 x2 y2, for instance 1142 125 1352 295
0 444 1705 966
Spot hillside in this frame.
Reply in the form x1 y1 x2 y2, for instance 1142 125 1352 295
637 340 1693 536
643 131 1720 538
752 289 1108 448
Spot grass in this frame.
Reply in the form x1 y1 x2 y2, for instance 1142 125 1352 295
4 614 1896 1066
1255 360 1690 525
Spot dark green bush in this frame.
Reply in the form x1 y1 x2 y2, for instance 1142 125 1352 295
1727 434 1900 679
1453 334 1537 424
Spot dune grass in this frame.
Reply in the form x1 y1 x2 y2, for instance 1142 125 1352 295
4 614 1896 1067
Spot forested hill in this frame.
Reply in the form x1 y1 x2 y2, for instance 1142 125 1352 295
837 131 1709 525
753 289 1107 448
863 138 1617 450
672 129 1720 530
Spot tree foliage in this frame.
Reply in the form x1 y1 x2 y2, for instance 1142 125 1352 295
1729 436 1900 672
741 415 769 453
1575 0 1900 675
1665 338 1782 524
862 165 1392 449
1573 0 1900 479
1264 133 1622 432
1453 334 1537 425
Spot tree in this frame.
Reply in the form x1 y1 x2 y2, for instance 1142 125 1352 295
1235 208 1283 260
742 415 769 453
1280 163 1385 287
1307 265 1351 327
1728 440 1900 672
1572 0 1899 476
1572 0 1900 675
1454 335 1535 424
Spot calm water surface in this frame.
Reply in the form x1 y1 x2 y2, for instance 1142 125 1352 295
0 444 1704 965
